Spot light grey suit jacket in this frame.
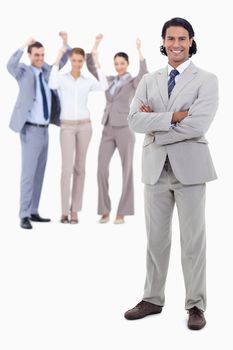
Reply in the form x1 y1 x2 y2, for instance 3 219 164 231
7 48 71 132
86 53 148 126
128 62 219 185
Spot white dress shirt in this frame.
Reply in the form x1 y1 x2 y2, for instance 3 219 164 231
109 72 131 95
28 66 51 125
167 59 191 82
49 65 108 120
167 59 191 128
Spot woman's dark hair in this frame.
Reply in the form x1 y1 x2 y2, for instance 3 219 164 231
160 17 197 57
70 47 86 58
114 52 129 63
27 42 44 54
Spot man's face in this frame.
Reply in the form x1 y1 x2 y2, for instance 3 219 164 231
163 26 193 67
28 47 45 68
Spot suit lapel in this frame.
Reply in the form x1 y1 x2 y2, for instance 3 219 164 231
114 73 132 96
42 65 50 83
113 73 132 97
168 62 198 109
156 67 169 108
106 78 115 101
29 66 37 94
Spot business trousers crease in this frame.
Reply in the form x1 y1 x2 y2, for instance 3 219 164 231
143 159 206 311
60 120 92 215
97 124 135 215
19 124 48 218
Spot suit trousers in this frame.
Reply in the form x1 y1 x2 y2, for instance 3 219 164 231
97 124 135 215
19 124 48 218
60 120 92 215
143 157 207 311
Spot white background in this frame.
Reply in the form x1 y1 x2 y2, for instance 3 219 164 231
0 0 232 348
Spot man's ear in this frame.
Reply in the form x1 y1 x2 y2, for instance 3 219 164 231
190 38 193 47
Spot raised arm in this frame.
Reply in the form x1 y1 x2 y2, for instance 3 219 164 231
57 31 71 69
90 69 108 91
7 37 36 79
133 38 148 88
155 74 219 145
86 34 110 81
128 75 173 134
48 47 67 89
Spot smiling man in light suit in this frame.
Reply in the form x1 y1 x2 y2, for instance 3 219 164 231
124 18 218 330
7 32 70 229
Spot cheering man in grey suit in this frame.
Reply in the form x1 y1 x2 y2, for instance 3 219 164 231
124 18 218 330
7 32 70 229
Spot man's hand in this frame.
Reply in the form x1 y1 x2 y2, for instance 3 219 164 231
59 31 68 46
22 37 36 49
172 111 188 123
140 104 152 113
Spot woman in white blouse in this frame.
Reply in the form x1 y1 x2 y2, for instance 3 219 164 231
49 47 108 224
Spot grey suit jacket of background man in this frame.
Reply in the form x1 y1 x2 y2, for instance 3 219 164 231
128 62 218 185
7 49 70 132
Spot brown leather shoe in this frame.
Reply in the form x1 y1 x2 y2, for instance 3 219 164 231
124 300 162 320
188 307 206 330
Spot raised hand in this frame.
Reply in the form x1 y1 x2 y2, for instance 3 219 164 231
92 33 103 55
23 37 36 49
136 38 141 50
136 38 144 60
59 31 68 46
95 33 103 44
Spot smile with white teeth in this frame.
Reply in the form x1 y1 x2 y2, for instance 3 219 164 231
171 49 183 54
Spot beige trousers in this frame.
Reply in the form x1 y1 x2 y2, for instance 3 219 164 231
60 120 92 215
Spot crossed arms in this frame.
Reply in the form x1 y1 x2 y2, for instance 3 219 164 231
128 73 219 145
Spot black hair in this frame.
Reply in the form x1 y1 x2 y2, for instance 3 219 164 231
27 41 44 54
114 52 129 64
160 17 197 57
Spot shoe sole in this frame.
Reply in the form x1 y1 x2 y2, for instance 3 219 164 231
30 220 51 222
124 309 162 320
188 321 206 330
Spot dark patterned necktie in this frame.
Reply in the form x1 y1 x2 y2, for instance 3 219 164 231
168 69 179 98
39 72 49 120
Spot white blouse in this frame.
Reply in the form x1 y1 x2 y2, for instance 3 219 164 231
49 65 108 120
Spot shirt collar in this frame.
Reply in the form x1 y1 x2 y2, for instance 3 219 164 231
68 72 85 80
114 72 131 82
168 59 191 76
31 66 42 76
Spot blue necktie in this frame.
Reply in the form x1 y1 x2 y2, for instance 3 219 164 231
168 69 179 98
39 72 49 120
